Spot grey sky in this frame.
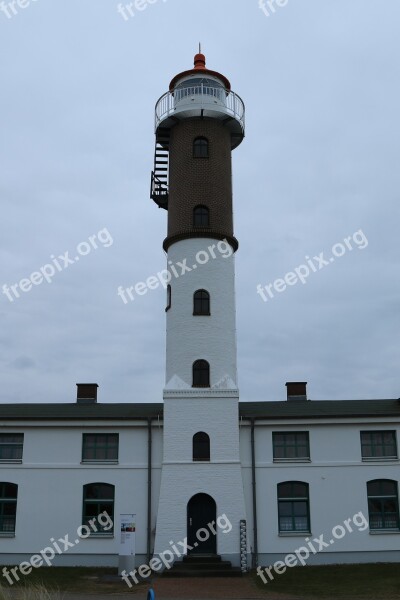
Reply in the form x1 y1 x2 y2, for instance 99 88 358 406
0 0 399 404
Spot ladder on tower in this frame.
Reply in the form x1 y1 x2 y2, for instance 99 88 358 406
150 128 170 209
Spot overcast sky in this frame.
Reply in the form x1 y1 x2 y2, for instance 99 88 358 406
1 0 399 404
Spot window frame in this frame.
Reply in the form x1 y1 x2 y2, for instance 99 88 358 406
193 432 210 462
0 482 18 536
367 479 400 532
81 433 119 464
82 483 115 536
193 289 210 316
277 481 311 534
273 432 310 462
361 430 398 461
0 434 24 464
193 137 209 159
193 205 210 228
192 360 210 388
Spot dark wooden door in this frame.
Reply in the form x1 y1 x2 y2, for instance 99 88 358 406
187 493 217 554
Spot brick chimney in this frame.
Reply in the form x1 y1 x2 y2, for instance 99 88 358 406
285 382 307 401
76 383 98 404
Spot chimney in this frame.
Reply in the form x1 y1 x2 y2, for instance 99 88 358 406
76 383 98 404
285 382 307 402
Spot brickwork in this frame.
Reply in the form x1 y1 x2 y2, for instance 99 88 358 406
164 118 238 251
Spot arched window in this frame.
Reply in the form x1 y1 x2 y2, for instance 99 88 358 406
192 360 210 388
193 137 209 158
83 483 115 534
0 482 18 534
277 481 310 533
193 290 210 316
193 432 210 462
193 205 209 227
367 479 399 530
166 285 171 312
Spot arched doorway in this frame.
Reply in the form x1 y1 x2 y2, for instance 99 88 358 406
187 493 217 554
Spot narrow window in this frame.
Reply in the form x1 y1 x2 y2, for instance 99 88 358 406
361 431 398 460
82 434 119 463
193 290 210 316
0 482 18 534
0 434 24 463
193 137 209 158
277 481 310 533
367 480 399 530
193 205 209 227
193 360 210 388
166 285 172 312
82 483 115 534
273 432 310 461
193 432 210 462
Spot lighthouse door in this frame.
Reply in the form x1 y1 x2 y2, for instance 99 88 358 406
187 493 217 554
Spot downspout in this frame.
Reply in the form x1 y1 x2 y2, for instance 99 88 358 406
251 418 259 568
147 418 152 563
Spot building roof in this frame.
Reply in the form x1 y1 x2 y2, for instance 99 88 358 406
239 400 400 420
0 400 398 422
0 403 163 421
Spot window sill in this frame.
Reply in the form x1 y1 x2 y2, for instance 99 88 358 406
279 532 311 537
81 461 119 465
0 533 16 538
80 534 114 539
273 459 311 463
362 458 399 462
0 460 22 464
193 313 211 317
369 530 400 535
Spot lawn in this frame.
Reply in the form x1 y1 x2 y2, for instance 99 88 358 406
253 563 400 599
0 567 145 595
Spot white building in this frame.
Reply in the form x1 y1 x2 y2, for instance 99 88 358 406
0 53 399 572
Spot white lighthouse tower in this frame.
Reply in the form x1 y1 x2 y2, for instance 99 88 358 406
152 51 247 569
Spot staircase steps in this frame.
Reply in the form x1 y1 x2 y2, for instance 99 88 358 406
150 127 170 209
162 554 242 578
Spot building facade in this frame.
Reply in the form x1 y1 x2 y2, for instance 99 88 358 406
0 54 399 571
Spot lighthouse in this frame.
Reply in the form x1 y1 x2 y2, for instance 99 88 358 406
152 51 247 569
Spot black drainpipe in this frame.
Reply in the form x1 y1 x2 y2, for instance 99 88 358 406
147 418 152 563
251 418 259 568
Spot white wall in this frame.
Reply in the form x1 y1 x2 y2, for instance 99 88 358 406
0 422 163 566
165 238 238 389
240 419 400 565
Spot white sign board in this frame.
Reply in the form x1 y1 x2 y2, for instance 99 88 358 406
119 514 136 557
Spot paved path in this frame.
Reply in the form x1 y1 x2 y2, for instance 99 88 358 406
62 575 300 600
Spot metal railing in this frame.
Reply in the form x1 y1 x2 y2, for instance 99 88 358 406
155 85 245 132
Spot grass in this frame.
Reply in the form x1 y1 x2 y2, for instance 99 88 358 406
0 567 146 595
253 563 400 599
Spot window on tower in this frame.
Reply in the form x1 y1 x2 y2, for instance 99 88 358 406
166 285 172 312
193 137 209 158
192 360 210 388
193 432 210 462
193 290 210 316
193 205 209 227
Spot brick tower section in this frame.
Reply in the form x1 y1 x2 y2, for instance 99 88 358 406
164 118 238 252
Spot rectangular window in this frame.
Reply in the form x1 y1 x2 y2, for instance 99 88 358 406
273 432 310 461
0 483 18 534
82 483 114 535
0 434 24 463
367 480 399 530
361 431 398 460
82 434 119 462
278 482 311 533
